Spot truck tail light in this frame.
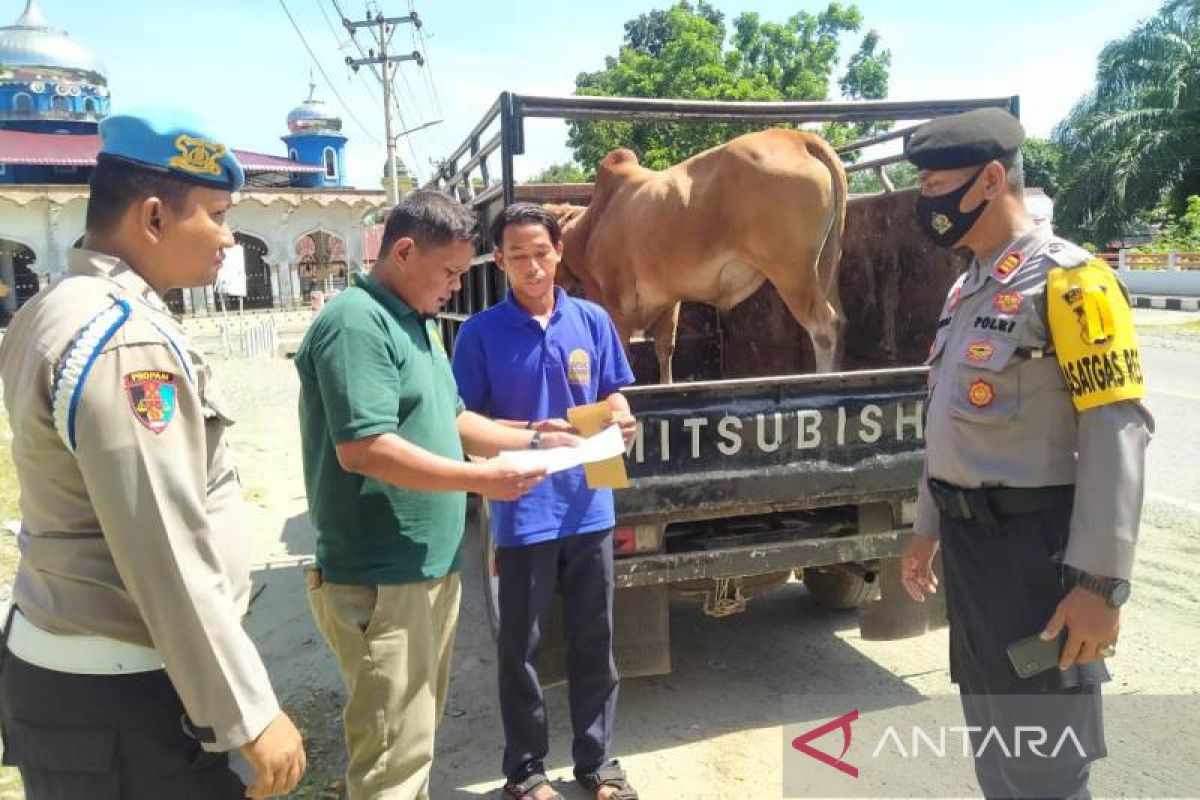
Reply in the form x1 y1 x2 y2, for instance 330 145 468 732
613 524 663 555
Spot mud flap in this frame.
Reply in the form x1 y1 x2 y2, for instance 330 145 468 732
537 583 671 686
858 553 948 640
854 501 947 640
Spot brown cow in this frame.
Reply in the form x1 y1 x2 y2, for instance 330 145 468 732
548 128 847 383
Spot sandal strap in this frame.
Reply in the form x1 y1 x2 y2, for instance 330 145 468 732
578 762 638 798
504 773 562 799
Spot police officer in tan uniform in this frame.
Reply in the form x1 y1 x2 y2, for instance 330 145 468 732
898 108 1154 799
0 110 305 798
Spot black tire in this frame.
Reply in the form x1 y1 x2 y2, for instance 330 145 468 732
801 565 879 610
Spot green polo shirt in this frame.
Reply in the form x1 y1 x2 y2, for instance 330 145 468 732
295 273 466 585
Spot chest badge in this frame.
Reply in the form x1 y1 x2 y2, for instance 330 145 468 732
967 379 995 409
993 291 1024 314
568 348 591 385
965 341 996 363
125 370 178 433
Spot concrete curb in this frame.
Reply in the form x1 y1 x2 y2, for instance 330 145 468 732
1131 295 1200 311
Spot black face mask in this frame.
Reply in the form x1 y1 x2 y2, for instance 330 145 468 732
915 167 988 248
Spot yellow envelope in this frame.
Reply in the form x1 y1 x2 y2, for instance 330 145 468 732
567 402 629 490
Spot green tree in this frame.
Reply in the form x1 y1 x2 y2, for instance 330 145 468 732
567 1 891 173
1020 138 1062 197
526 162 590 183
847 160 916 194
382 155 416 197
1138 195 1200 251
1053 0 1200 243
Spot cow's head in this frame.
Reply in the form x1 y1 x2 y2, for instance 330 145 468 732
543 203 590 294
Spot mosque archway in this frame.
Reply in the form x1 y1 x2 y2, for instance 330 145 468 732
0 239 41 326
295 230 348 305
233 232 273 310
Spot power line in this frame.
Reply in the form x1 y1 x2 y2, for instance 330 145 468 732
277 0 382 145
407 0 443 119
331 0 425 178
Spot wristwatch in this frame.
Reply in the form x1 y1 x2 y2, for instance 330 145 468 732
529 431 542 450
1067 567 1131 608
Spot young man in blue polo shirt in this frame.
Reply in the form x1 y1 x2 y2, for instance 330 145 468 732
451 203 639 800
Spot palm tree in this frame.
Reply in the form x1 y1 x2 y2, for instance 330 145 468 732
1054 0 1200 244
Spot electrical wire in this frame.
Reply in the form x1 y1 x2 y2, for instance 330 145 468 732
277 0 382 145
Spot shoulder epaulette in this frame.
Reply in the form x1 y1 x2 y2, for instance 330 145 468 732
51 297 132 452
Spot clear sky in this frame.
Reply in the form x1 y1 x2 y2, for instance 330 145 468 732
21 0 1165 189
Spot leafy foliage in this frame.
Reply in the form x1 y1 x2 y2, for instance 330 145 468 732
525 162 590 183
567 1 891 174
1020 138 1063 198
1053 0 1200 243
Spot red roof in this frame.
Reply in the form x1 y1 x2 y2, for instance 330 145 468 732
0 129 324 173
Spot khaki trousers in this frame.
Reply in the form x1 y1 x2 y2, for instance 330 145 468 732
309 573 462 800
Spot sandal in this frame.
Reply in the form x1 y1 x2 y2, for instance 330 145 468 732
503 773 564 800
576 760 639 800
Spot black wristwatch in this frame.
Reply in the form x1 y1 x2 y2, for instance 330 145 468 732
529 431 542 450
1067 567 1131 608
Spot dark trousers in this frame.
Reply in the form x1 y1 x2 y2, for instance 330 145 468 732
497 528 619 783
0 649 244 800
940 502 1108 800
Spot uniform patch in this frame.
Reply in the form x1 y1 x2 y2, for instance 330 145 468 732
992 251 1024 281
966 340 996 363
124 370 177 433
930 213 953 236
1047 260 1145 411
568 349 591 385
993 291 1023 314
967 379 995 408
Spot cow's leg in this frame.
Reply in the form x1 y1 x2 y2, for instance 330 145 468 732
650 303 680 384
769 269 843 374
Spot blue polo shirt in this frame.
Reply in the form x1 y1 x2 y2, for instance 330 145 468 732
452 287 635 547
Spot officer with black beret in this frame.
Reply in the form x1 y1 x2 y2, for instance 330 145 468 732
899 107 1153 798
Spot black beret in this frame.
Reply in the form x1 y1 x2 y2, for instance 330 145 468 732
904 107 1025 170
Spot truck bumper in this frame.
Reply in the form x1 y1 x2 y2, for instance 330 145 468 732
613 527 911 589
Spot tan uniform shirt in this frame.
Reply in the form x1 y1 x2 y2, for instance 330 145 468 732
0 249 279 751
914 223 1153 581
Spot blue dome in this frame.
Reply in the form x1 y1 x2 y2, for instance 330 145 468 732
287 82 341 134
0 1 107 82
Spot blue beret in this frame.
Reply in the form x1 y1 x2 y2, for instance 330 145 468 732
905 108 1025 171
98 109 244 191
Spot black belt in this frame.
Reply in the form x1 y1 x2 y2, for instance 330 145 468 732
928 479 1073 528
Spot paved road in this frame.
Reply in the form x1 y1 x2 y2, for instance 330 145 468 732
1140 329 1200 518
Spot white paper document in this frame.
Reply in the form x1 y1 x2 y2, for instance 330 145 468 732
498 424 626 475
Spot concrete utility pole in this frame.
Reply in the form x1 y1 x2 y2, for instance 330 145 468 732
343 10 424 206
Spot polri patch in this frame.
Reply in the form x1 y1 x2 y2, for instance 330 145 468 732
967 379 995 408
965 340 996 363
124 370 177 433
993 291 1023 314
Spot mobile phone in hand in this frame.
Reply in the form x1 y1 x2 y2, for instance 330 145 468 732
1006 631 1065 679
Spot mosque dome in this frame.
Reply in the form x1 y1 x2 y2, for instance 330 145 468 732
0 0 107 84
286 83 342 134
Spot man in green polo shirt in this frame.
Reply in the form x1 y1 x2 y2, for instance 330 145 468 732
295 190 575 800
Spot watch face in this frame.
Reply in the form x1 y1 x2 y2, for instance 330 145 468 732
1110 581 1131 607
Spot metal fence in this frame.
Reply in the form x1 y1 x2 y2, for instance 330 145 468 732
1096 251 1200 271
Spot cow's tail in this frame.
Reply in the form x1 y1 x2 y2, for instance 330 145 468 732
807 136 847 308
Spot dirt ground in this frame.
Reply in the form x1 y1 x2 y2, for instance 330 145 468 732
2 333 1198 798
212 351 1200 800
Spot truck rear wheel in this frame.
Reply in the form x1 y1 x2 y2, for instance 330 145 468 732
800 565 880 610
